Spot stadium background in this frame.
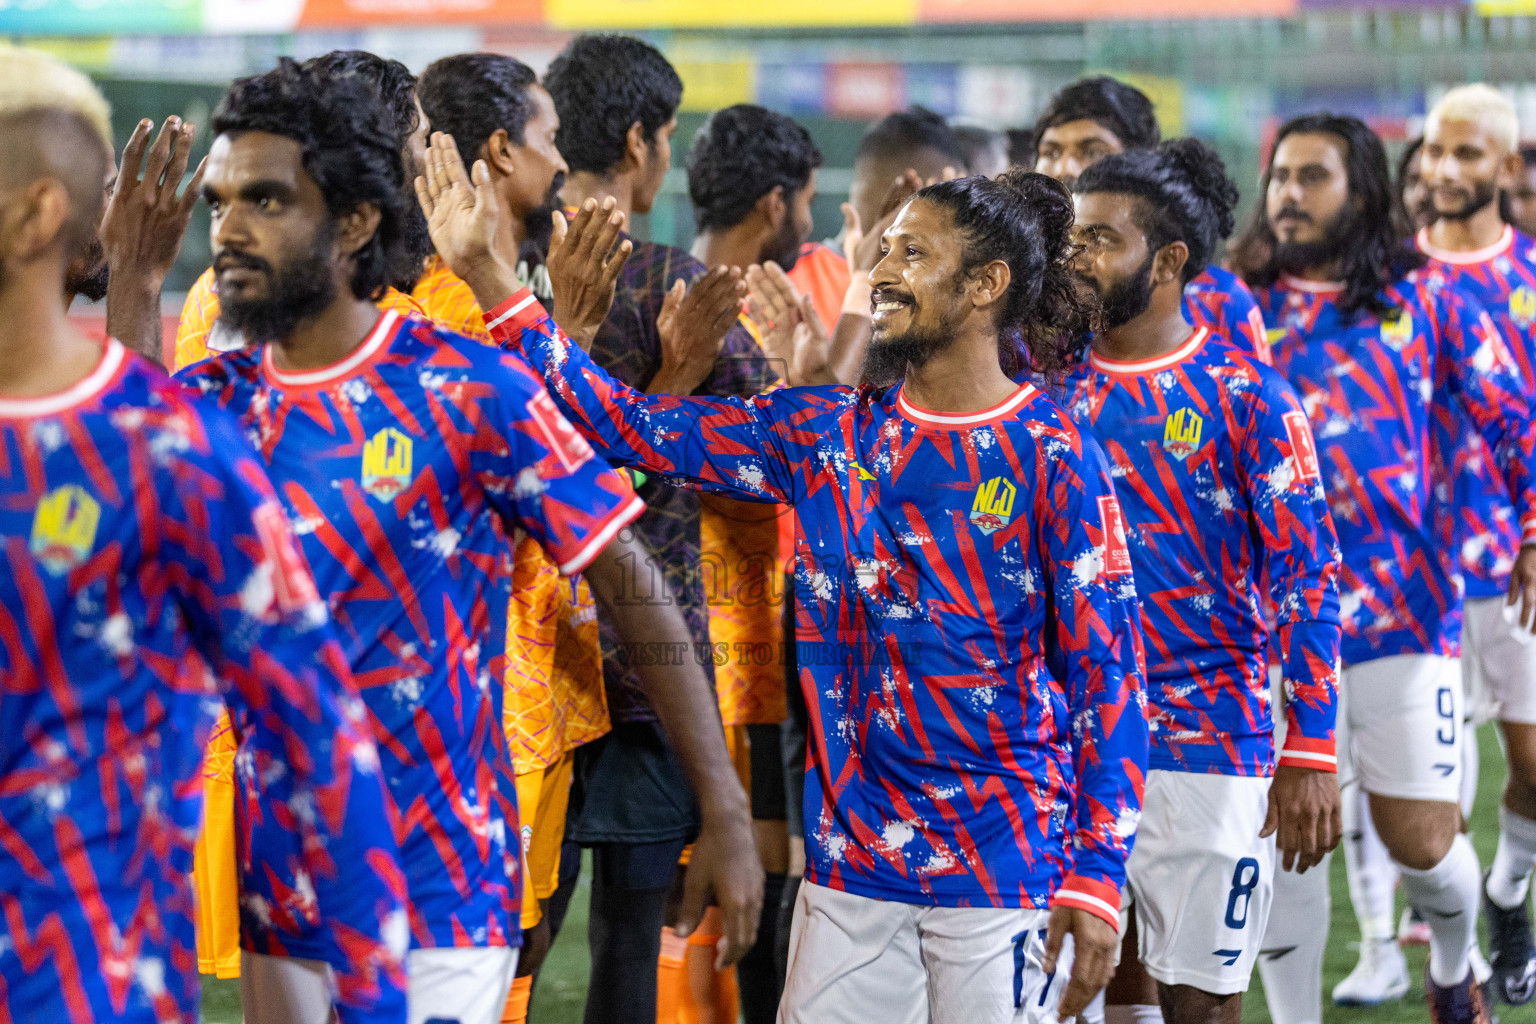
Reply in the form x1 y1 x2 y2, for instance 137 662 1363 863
3 1 1533 1020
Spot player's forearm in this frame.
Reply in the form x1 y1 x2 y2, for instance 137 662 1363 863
105 272 168 365
827 278 873 385
583 537 751 822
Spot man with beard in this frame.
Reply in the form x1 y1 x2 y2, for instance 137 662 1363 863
679 101 824 1024
1062 138 1342 1024
1033 76 1271 361
537 35 777 1024
1415 85 1536 1007
467 161 1148 1024
0 45 411 1024
174 50 439 368
1233 112 1536 1024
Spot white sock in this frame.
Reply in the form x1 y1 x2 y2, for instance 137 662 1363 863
1398 833 1481 987
1487 805 1536 910
1103 1006 1163 1024
1343 789 1398 942
1460 717 1480 821
1081 992 1105 1024
1257 853 1330 1024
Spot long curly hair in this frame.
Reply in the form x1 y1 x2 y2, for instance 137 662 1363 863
1229 113 1424 318
915 169 1094 382
212 57 413 301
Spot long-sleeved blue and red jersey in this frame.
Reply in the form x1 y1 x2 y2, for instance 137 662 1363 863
0 341 407 1024
1062 326 1341 777
485 287 1149 929
1414 224 1536 599
1253 272 1536 665
180 310 642 951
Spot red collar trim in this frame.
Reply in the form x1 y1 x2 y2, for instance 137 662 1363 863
1416 224 1515 265
1090 326 1209 375
0 339 126 419
1279 274 1345 295
261 310 399 388
896 381 1037 428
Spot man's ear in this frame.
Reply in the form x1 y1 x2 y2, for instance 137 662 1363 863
1499 150 1526 193
482 128 517 177
971 258 1012 311
623 121 648 174
755 186 787 233
335 200 383 263
1153 241 1190 286
0 179 73 266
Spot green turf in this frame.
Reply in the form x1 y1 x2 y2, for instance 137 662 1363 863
203 725 1514 1023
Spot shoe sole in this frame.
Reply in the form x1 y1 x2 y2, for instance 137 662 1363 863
1333 986 1410 1007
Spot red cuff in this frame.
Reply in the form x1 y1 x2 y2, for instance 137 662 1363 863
1050 875 1121 931
555 494 645 577
1521 516 1536 546
1278 735 1337 772
483 287 545 344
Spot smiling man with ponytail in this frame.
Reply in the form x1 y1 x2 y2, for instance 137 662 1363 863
434 152 1151 1022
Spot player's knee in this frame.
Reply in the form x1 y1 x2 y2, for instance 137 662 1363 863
1378 814 1457 870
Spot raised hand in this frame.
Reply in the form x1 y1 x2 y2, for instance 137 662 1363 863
101 116 206 361
546 198 632 351
414 132 517 310
850 169 923 273
650 267 746 396
745 261 803 369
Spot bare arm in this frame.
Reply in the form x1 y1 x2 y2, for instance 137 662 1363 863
583 534 764 968
102 117 206 364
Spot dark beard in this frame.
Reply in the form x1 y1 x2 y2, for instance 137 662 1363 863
217 225 337 345
399 201 435 286
1435 179 1499 222
763 215 804 273
1093 253 1155 331
859 318 958 391
522 172 567 253
1273 205 1360 277
66 236 109 303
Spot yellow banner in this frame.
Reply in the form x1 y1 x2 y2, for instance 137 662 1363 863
546 0 914 28
12 36 116 70
1096 70 1185 137
674 58 756 112
1474 0 1535 12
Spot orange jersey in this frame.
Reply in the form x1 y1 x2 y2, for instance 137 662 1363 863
787 242 852 333
412 254 491 343
173 267 425 371
702 315 791 727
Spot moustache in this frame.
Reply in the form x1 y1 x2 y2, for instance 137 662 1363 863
1273 208 1311 224
870 287 914 307
214 250 272 275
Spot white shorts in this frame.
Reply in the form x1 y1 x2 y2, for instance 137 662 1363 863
1339 653 1462 802
1462 596 1536 725
1124 770 1274 995
780 881 1073 1024
241 947 519 1024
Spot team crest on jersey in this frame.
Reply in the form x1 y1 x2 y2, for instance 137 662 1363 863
969 476 1016 535
1162 408 1203 461
1380 310 1414 349
1098 495 1133 577
1512 287 1536 330
29 485 100 574
362 427 414 501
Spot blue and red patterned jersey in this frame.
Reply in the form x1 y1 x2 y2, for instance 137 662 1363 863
180 310 642 950
1184 265 1270 363
1414 225 1536 598
486 287 1149 928
0 341 406 1024
1254 273 1536 665
1062 327 1341 777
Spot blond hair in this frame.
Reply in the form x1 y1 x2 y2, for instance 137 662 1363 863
1428 84 1519 154
0 45 112 154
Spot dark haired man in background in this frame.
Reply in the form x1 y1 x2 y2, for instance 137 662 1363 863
541 33 772 1024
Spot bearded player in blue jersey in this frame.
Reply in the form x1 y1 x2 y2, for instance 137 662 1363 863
1062 138 1344 1024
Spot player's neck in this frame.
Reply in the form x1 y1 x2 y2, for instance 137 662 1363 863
1288 259 1344 283
266 294 387 374
1426 203 1507 253
562 172 636 226
900 326 1017 414
1094 297 1192 366
497 199 527 263
691 228 757 272
0 266 103 400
